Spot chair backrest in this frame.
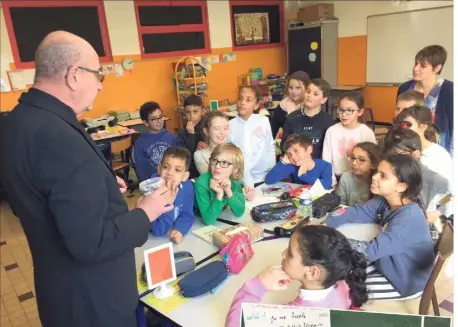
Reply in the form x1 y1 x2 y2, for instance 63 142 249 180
418 221 454 315
111 136 132 153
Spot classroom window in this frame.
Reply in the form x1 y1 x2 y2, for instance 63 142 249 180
134 1 210 59
2 1 112 69
229 0 284 51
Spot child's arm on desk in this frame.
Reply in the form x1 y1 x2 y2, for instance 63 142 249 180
151 210 175 237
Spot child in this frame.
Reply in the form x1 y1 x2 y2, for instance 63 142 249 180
322 92 376 183
383 127 451 229
194 143 245 225
325 154 435 300
228 86 276 187
395 90 425 117
281 78 335 159
194 111 229 175
397 105 452 183
151 147 194 244
134 101 177 181
270 71 310 138
337 142 381 206
177 95 205 178
265 134 332 189
225 224 368 327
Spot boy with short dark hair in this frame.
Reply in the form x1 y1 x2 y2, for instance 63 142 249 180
177 94 205 178
266 134 332 189
151 146 194 244
280 78 335 159
395 90 425 117
134 101 177 182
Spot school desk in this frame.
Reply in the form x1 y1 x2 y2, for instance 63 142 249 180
140 223 381 327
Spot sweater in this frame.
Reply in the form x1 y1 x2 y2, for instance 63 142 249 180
322 123 376 177
225 277 351 327
177 121 204 178
134 129 177 182
151 179 195 236
336 171 371 206
398 79 453 154
228 114 276 187
265 159 332 189
193 147 211 175
281 108 335 159
194 172 245 225
326 197 435 297
270 105 288 138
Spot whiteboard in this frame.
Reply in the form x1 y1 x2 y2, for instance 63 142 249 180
366 6 453 84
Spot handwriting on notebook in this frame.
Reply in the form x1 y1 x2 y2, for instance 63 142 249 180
242 303 330 327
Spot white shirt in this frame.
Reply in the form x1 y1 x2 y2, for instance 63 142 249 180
322 123 376 178
229 114 276 187
194 147 212 175
421 142 453 190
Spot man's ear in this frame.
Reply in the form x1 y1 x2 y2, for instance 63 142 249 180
66 66 78 91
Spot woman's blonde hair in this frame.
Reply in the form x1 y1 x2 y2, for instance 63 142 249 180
209 143 244 180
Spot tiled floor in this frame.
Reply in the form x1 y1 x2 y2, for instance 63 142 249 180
0 192 454 326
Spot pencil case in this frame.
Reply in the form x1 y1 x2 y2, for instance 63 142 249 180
178 261 228 298
220 234 254 274
250 201 297 223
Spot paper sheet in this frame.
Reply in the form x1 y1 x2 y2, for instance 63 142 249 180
1 75 11 92
8 71 27 90
0 55 11 76
114 63 124 77
22 69 35 85
211 54 220 64
309 179 326 199
242 303 330 327
143 279 189 314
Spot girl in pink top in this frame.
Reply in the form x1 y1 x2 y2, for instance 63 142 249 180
225 225 368 327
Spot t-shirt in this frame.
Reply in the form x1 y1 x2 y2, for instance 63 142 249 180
421 142 453 189
336 171 371 206
194 147 212 175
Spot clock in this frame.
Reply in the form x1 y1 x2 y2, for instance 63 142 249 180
121 58 134 71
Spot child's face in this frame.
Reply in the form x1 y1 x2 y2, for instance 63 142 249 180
237 88 259 118
285 143 312 167
210 154 237 182
288 79 306 103
158 156 189 185
337 98 363 127
349 147 373 177
143 109 164 132
184 105 203 125
206 117 229 146
395 99 417 117
304 83 327 109
370 160 407 197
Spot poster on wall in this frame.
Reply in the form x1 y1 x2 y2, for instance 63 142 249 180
234 13 270 46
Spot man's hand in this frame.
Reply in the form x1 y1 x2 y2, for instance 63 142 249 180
116 176 127 194
186 121 196 134
170 230 183 244
136 185 174 222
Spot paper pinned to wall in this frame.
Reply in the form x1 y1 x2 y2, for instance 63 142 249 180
23 69 35 85
241 303 330 327
211 55 220 64
8 71 27 91
114 63 124 77
1 75 11 92
0 55 12 76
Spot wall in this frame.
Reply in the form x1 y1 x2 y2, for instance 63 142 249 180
0 1 286 132
287 0 453 123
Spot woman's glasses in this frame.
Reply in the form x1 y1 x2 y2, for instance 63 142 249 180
336 107 359 116
209 157 233 168
348 155 368 165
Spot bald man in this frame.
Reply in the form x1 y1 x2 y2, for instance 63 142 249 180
0 31 174 327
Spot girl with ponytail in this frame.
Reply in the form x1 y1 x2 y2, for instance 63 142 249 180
225 224 368 327
397 105 452 182
325 153 435 300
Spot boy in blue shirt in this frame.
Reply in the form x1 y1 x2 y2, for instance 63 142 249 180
134 101 177 181
265 134 332 189
151 146 195 244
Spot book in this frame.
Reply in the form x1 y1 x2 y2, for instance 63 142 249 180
192 225 221 244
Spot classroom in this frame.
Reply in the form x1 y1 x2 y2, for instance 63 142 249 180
0 1 455 327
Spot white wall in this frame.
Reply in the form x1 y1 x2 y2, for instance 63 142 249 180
287 0 453 37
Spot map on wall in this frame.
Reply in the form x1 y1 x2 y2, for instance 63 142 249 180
234 13 270 46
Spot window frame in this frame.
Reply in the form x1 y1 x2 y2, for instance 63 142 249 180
2 0 113 69
134 0 211 59
229 0 285 51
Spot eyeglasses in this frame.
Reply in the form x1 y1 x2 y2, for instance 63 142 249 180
209 157 233 168
336 107 359 116
78 66 105 83
147 116 164 123
348 155 368 165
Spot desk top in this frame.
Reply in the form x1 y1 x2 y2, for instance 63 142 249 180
90 127 137 141
141 223 381 327
330 85 365 91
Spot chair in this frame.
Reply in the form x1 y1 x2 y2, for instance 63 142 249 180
362 107 375 132
110 136 132 182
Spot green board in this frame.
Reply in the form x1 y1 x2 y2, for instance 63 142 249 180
331 310 422 327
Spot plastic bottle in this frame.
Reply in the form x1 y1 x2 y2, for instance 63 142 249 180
298 188 313 219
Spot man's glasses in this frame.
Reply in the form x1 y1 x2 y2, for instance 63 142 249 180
209 157 233 168
348 155 368 165
147 116 164 123
78 66 105 83
336 107 359 116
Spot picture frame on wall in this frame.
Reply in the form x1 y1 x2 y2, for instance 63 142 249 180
234 13 270 46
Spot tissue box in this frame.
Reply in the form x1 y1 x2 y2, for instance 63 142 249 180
212 223 263 249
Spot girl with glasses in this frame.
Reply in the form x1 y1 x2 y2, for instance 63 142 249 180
194 143 246 225
337 142 381 206
322 92 376 185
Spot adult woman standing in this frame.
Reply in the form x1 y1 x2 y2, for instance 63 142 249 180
397 45 453 154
